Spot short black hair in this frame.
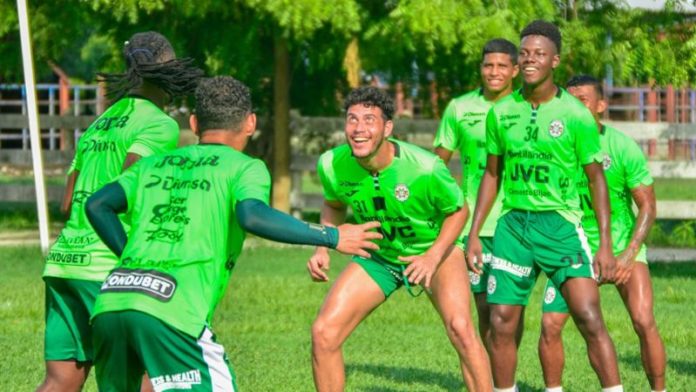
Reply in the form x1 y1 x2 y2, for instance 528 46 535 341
482 38 518 64
343 87 394 120
99 31 203 101
520 20 562 54
195 76 252 133
566 74 604 98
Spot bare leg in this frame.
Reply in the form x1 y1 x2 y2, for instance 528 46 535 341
311 262 385 392
429 248 492 391
141 374 154 392
538 312 570 388
562 277 621 387
616 263 666 390
489 304 524 389
36 360 91 392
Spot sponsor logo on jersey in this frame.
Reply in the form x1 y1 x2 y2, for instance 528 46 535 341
150 369 202 390
101 268 177 301
394 184 410 202
469 271 481 286
549 120 564 138
46 250 91 266
487 275 497 294
602 154 612 170
544 286 557 304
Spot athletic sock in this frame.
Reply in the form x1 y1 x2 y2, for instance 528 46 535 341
493 386 518 392
601 386 623 392
545 387 563 392
651 390 666 392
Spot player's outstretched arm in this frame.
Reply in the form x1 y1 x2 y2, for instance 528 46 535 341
400 204 467 290
85 182 129 257
236 199 381 263
466 153 501 274
615 184 656 284
60 170 79 217
583 162 616 282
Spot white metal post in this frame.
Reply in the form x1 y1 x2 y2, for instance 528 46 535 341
17 0 51 253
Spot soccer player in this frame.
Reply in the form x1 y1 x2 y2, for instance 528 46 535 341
84 76 382 392
466 21 624 391
38 31 202 392
434 38 519 344
539 75 666 392
308 86 492 391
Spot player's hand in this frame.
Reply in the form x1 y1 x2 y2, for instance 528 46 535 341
593 244 616 284
465 235 484 275
307 247 331 282
398 251 441 291
335 221 382 258
614 247 637 286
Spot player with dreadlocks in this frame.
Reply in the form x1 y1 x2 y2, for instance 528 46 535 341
39 31 203 392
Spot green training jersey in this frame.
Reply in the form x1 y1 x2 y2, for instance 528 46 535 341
43 97 179 281
486 88 603 224
577 125 652 256
434 88 504 237
318 139 464 265
93 144 271 337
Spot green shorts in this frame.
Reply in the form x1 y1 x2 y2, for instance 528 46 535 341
93 310 238 392
464 236 494 294
542 248 648 314
354 255 413 297
488 210 594 306
44 277 101 362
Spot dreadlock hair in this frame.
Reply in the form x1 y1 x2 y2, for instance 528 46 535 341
195 76 252 133
482 38 518 64
520 20 562 54
344 86 395 120
566 74 604 98
98 31 204 101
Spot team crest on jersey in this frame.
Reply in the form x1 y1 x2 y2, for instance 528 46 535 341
394 184 410 202
544 286 557 304
602 154 612 170
548 120 564 138
469 271 481 286
487 275 497 294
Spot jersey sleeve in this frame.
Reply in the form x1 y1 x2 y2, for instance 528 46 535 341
485 107 503 156
317 152 340 202
574 108 603 165
68 149 83 174
116 160 143 211
127 118 179 158
622 137 654 189
433 101 460 151
428 158 464 215
235 160 271 204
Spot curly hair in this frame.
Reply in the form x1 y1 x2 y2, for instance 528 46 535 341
98 31 204 101
195 76 252 133
566 74 604 98
482 38 518 64
343 87 395 120
520 20 562 54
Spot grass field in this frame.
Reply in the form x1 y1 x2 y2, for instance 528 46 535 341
1 244 695 391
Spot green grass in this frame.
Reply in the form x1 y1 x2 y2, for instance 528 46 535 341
1 245 695 391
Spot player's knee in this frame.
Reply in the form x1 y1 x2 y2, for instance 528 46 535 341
631 312 657 338
572 307 606 339
446 316 477 348
540 316 564 342
311 318 341 351
489 310 518 337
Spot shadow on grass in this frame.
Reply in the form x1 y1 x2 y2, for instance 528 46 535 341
648 262 696 279
621 353 696 378
347 363 539 392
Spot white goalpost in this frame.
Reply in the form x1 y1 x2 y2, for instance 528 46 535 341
17 0 50 253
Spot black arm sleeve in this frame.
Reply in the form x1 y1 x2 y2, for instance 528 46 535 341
236 199 338 248
85 182 128 257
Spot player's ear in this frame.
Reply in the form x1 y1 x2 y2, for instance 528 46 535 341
551 54 560 69
597 98 608 115
243 113 257 137
512 63 520 78
189 114 199 136
384 118 394 138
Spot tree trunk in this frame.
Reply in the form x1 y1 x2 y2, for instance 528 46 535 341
343 37 361 88
272 35 291 212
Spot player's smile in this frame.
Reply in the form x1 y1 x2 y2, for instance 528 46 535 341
345 103 393 159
